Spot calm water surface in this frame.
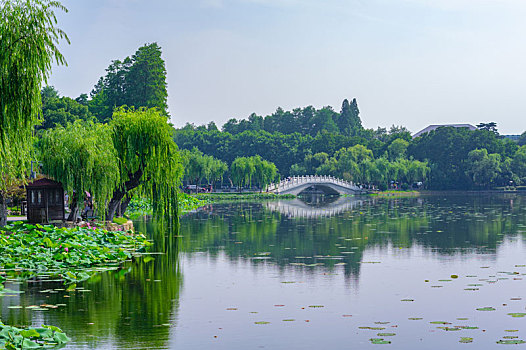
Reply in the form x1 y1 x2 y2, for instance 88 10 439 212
2 194 526 349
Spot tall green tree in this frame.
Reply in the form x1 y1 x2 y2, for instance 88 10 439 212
125 43 168 114
465 148 501 188
107 107 183 221
0 0 69 225
39 121 120 220
88 43 168 122
337 98 362 135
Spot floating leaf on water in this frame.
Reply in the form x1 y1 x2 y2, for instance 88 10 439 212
459 337 474 343
254 321 270 325
496 340 526 344
282 319 295 322
457 318 469 320
438 327 462 331
460 326 479 330
408 318 423 320
431 286 443 288
281 281 295 284
451 275 459 279
375 322 390 324
226 308 237 311
359 326 386 330
369 338 391 344
439 279 452 282
377 333 396 336
507 313 526 318
476 307 496 311
430 321 451 325
8 305 22 309
510 298 522 301
309 305 324 308
342 315 353 317
401 299 414 302
503 336 519 339
505 330 519 332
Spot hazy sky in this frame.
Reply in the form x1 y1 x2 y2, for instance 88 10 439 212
48 0 526 134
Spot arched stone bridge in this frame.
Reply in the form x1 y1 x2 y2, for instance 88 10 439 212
267 175 365 196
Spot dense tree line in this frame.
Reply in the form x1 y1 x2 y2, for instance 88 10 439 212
174 102 525 190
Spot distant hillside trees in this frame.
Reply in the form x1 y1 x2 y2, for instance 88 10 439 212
38 86 94 130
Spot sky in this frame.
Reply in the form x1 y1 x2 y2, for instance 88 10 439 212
48 0 526 135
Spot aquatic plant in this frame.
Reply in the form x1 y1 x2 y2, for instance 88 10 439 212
0 322 70 349
0 222 151 284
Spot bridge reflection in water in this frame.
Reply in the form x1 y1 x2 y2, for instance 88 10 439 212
265 195 364 218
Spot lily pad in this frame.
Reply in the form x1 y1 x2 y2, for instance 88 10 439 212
459 337 474 343
476 307 496 311
496 340 526 344
369 338 391 344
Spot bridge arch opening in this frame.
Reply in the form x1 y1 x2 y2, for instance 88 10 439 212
297 185 340 196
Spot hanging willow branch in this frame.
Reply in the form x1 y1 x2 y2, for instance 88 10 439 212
39 121 120 220
0 0 69 193
106 107 183 222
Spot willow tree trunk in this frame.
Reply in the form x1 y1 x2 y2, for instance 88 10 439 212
106 168 143 222
0 193 7 227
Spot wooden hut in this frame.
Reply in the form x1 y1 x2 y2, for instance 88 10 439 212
26 178 65 223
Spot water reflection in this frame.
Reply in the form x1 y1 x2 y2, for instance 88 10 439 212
1 220 182 350
265 195 364 218
2 194 526 349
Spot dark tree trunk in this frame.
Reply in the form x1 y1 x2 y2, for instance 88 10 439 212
107 189 125 222
67 199 79 222
120 194 133 216
0 192 7 227
107 168 143 222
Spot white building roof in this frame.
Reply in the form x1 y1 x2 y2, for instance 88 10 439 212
413 124 477 138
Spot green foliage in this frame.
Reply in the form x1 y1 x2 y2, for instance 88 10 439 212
465 148 501 188
518 131 526 146
388 138 409 160
0 322 70 349
39 121 120 217
231 156 278 190
109 107 183 220
88 43 168 122
38 86 94 130
180 148 227 188
0 221 151 283
0 0 68 193
409 127 517 189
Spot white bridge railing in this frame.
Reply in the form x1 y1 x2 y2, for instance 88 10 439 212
267 175 360 193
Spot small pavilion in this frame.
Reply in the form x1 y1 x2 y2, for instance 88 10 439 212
25 178 65 223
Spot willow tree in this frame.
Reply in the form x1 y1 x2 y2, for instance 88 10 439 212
39 121 120 220
0 0 68 225
107 107 183 221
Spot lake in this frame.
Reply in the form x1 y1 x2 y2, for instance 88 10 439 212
2 194 526 349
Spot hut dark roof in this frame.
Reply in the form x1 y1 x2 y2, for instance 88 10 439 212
26 178 62 188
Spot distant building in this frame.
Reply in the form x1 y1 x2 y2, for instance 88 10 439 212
412 124 477 138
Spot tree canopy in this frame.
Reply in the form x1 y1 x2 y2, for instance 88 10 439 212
0 0 68 224
39 121 120 219
88 43 168 122
107 107 183 221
